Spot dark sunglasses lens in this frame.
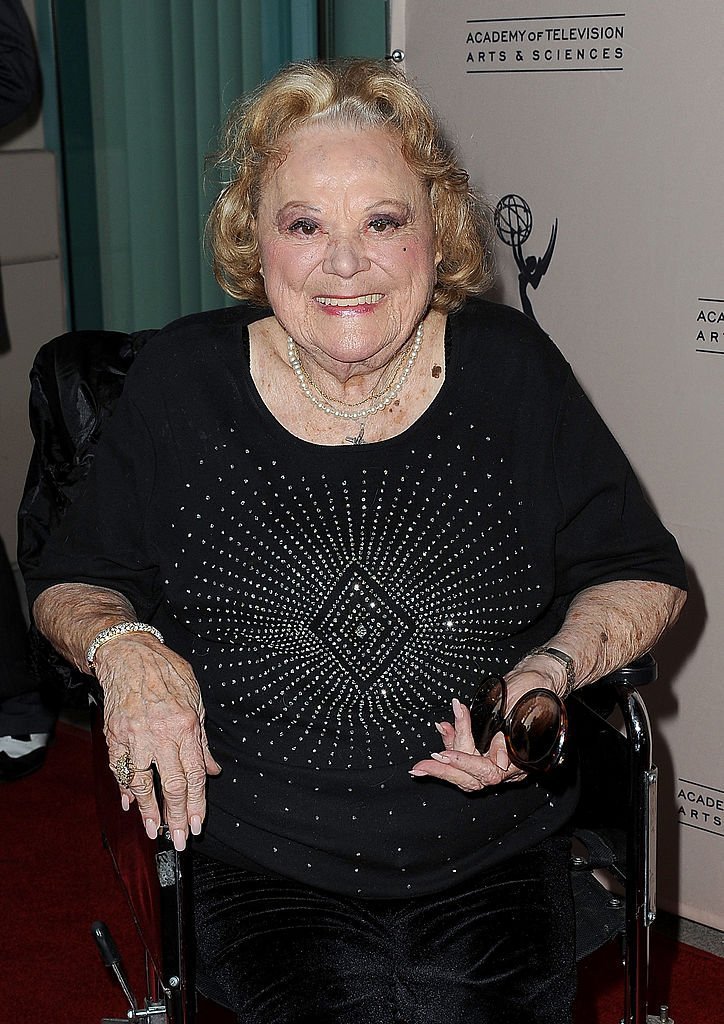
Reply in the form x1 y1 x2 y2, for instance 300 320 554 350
508 691 563 769
470 676 505 754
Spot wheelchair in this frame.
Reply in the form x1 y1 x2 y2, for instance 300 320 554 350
84 657 661 1024
17 329 670 1024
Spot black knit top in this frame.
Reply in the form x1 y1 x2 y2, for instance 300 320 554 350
27 299 686 897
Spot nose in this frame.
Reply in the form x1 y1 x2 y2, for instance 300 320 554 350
322 233 371 278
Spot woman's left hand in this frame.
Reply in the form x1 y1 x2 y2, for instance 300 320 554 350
409 669 558 792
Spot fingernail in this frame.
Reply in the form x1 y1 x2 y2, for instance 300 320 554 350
173 829 187 852
434 722 445 735
409 769 427 777
452 698 462 719
190 815 202 836
431 751 451 763
121 793 130 812
496 750 508 770
145 818 159 840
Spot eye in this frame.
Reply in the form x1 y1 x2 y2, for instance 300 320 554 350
288 219 319 236
368 215 402 234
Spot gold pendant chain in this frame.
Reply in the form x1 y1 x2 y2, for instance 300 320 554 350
296 339 411 410
287 322 424 444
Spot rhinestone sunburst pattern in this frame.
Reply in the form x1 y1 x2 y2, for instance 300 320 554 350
164 427 542 771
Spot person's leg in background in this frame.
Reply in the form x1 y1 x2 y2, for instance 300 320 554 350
0 534 54 781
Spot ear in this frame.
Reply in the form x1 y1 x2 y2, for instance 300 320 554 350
250 215 264 278
433 223 443 268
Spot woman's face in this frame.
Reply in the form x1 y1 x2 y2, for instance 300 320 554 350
255 123 440 374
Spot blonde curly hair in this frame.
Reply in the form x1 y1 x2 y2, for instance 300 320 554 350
206 59 494 312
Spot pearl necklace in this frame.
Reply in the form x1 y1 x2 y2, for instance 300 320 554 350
297 341 409 409
287 321 424 444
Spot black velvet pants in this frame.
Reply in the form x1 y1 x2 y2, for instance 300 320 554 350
193 836 575 1024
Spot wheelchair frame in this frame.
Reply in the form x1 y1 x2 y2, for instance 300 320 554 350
91 657 660 1024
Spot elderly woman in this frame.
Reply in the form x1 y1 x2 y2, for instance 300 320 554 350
27 60 685 1023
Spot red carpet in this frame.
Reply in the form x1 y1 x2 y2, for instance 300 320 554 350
0 721 148 1023
1 722 722 1023
575 933 724 1023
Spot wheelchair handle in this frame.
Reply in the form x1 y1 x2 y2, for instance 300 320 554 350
91 919 122 967
92 919 138 1013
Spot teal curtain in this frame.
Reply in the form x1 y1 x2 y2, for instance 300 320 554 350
54 0 317 332
321 0 386 60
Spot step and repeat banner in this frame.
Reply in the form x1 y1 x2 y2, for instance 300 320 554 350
394 0 723 928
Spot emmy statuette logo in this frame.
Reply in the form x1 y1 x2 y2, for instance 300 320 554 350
494 194 557 327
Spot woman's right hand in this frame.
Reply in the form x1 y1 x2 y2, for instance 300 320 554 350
94 634 221 850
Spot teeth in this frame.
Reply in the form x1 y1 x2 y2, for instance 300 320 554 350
316 294 383 307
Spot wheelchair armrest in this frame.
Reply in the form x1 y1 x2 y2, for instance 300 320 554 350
573 653 657 722
598 653 658 688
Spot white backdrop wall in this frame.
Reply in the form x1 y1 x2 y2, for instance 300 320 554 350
394 0 723 928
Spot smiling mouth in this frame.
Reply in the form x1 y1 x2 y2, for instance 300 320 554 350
315 293 384 307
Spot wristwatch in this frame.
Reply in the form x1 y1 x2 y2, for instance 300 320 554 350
527 646 576 698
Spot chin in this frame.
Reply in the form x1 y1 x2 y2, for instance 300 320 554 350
316 322 400 361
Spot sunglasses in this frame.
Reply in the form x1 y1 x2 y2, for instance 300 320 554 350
469 675 568 773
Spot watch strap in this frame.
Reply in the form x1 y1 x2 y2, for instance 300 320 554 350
527 646 576 698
